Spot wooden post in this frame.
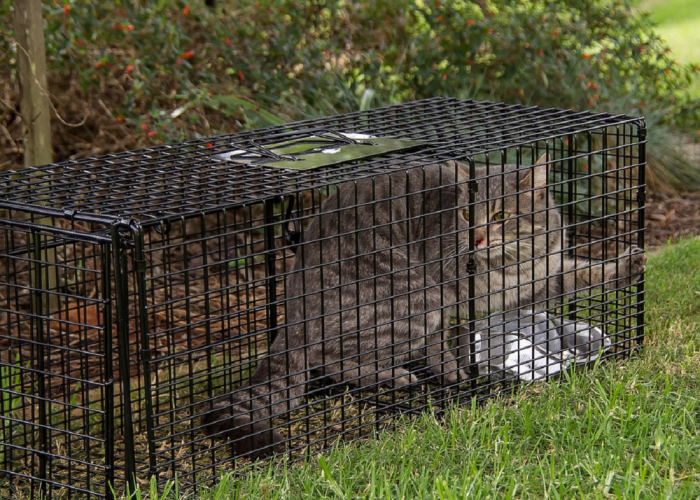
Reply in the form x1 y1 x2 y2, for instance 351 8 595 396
14 0 53 167
13 0 58 314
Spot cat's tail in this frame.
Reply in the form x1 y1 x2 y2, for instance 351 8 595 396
200 342 307 459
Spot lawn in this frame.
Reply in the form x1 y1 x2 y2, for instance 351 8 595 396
124 237 700 499
640 0 700 97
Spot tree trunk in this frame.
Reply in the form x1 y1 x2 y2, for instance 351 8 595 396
13 0 57 314
14 0 53 167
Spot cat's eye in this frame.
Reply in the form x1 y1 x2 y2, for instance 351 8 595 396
462 209 470 220
492 211 510 221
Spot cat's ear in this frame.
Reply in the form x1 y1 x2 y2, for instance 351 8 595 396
451 160 471 182
520 153 549 195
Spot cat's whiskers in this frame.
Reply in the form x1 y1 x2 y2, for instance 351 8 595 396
440 241 463 275
441 239 543 284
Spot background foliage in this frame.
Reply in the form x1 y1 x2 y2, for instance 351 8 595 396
0 0 698 188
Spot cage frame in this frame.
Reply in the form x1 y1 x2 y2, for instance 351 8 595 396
0 97 646 499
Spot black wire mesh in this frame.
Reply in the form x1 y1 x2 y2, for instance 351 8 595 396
0 98 645 499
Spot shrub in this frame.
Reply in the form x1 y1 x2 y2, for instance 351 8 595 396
1 0 698 189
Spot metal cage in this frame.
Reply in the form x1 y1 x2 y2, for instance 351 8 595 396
0 98 645 499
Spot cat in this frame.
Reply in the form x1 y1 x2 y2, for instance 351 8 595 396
201 154 645 458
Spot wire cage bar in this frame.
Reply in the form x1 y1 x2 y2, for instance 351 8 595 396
0 97 645 499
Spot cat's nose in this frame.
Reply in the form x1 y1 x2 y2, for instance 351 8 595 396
474 236 485 248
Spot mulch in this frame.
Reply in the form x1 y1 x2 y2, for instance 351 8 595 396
646 191 700 250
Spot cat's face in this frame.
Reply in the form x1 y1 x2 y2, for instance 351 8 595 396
459 155 553 263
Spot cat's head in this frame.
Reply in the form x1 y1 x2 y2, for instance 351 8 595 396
459 154 559 262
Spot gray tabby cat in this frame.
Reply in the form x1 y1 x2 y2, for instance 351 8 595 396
202 155 645 457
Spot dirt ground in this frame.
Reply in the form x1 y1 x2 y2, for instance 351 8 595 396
646 191 700 250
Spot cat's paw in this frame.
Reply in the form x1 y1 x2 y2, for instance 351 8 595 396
440 367 468 386
201 403 283 459
387 368 420 389
611 245 646 288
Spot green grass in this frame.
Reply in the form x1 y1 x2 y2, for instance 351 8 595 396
640 0 700 97
121 237 700 499
639 0 700 28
